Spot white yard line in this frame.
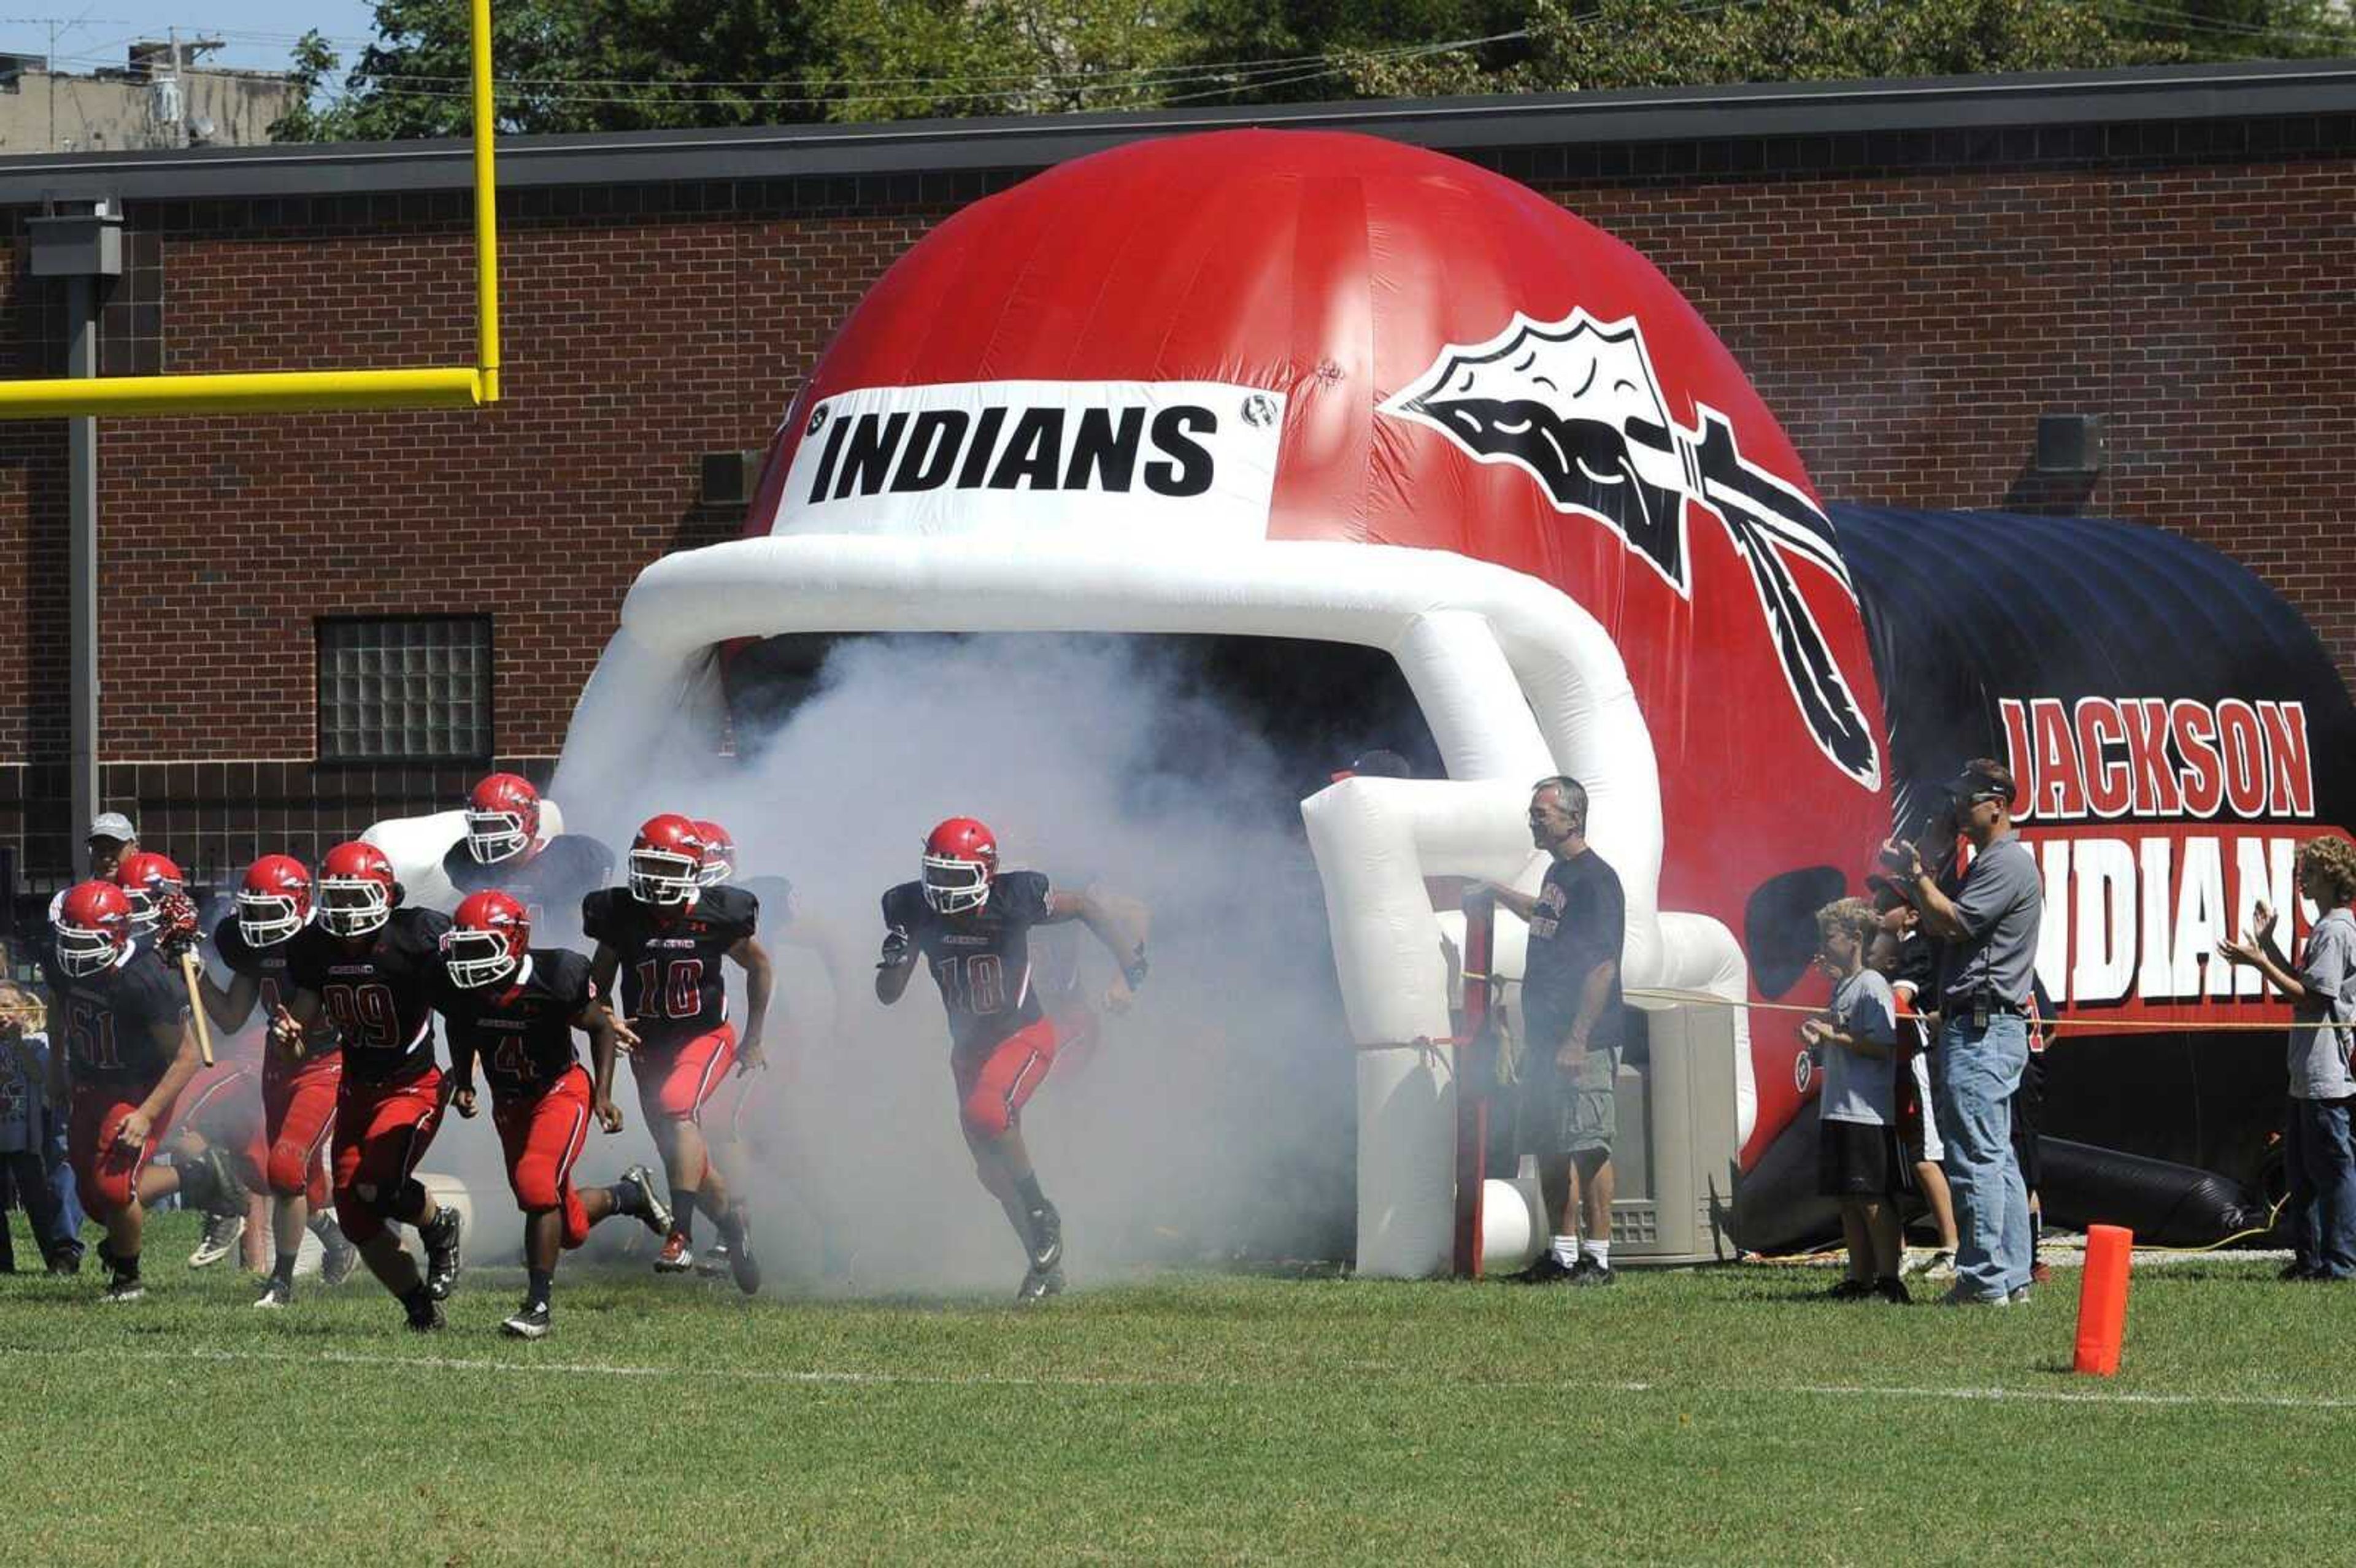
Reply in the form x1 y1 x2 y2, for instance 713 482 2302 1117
8 1341 2350 1412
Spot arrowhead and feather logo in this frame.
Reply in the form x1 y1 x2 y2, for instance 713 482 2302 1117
1381 310 1882 789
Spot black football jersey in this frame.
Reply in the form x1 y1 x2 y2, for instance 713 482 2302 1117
581 883 757 1052
211 916 310 1051
882 870 1054 1054
285 908 451 1084
38 947 189 1087
436 948 596 1100
444 834 615 936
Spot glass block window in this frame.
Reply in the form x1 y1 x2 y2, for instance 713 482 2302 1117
317 617 493 763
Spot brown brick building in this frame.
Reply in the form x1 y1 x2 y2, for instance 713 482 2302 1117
0 59 2350 912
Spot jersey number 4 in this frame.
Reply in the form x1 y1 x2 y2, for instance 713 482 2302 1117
930 953 1009 1015
633 958 705 1020
322 982 402 1051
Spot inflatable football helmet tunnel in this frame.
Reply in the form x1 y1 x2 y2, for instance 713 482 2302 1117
550 131 1893 1277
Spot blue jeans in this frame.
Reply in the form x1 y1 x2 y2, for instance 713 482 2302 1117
2286 1096 2356 1280
1936 1014 2031 1299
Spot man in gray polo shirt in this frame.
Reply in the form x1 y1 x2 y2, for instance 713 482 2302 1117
1880 759 2042 1305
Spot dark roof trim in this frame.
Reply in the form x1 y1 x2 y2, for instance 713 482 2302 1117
3 57 2352 205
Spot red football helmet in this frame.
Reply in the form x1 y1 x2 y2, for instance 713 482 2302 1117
463 773 541 865
444 890 529 989
628 813 706 907
55 880 134 978
115 850 186 938
922 817 998 915
692 818 734 887
236 854 314 947
317 841 399 937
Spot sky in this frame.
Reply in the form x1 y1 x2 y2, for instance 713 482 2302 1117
0 4 381 77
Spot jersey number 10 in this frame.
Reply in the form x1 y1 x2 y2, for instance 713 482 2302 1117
633 958 705 1020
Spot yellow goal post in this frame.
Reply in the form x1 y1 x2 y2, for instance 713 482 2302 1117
0 0 502 417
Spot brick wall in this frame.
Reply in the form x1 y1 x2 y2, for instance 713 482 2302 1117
0 118 2349 894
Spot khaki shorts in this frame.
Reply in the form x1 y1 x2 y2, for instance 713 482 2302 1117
1514 1044 1619 1158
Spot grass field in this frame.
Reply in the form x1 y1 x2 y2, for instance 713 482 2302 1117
2 1214 2349 1566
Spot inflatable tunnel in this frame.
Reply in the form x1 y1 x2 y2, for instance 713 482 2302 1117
550 129 1892 1277
1829 504 2356 1242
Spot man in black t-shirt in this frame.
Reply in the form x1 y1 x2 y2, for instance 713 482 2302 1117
438 891 666 1339
876 817 1147 1302
1485 777 1628 1287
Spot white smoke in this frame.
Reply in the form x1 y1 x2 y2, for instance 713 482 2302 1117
560 634 1360 1294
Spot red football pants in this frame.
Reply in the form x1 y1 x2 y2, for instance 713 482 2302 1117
67 1078 181 1218
495 1066 595 1250
258 1049 341 1207
631 1021 736 1126
331 1067 450 1245
952 1015 1061 1140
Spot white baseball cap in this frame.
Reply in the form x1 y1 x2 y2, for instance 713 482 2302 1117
87 811 137 844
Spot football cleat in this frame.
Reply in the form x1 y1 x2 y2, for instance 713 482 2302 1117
654 1232 695 1274
318 1220 360 1287
725 1210 761 1296
253 1277 294 1310
620 1164 672 1237
102 1273 145 1304
406 1297 447 1332
1568 1258 1617 1288
188 1210 246 1269
1825 1277 1874 1301
1015 1262 1066 1304
694 1242 731 1278
1023 1199 1063 1275
501 1301 552 1340
421 1205 464 1300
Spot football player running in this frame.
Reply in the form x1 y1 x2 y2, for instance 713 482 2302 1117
437 891 669 1339
116 851 253 1268
42 881 204 1302
583 815 771 1293
274 843 466 1331
442 773 613 940
197 855 360 1306
876 818 1148 1302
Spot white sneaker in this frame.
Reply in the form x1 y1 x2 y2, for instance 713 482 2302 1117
188 1212 245 1269
1905 1250 1956 1282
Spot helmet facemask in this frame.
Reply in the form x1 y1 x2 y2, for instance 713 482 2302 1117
236 890 307 947
629 846 702 907
54 920 123 978
442 926 520 989
920 854 992 915
464 809 530 864
317 876 393 937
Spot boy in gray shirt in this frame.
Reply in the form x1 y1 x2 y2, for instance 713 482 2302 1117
1806 898 1908 1303
2218 836 2356 1281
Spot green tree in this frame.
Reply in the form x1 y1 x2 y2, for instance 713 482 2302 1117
271 0 2355 142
